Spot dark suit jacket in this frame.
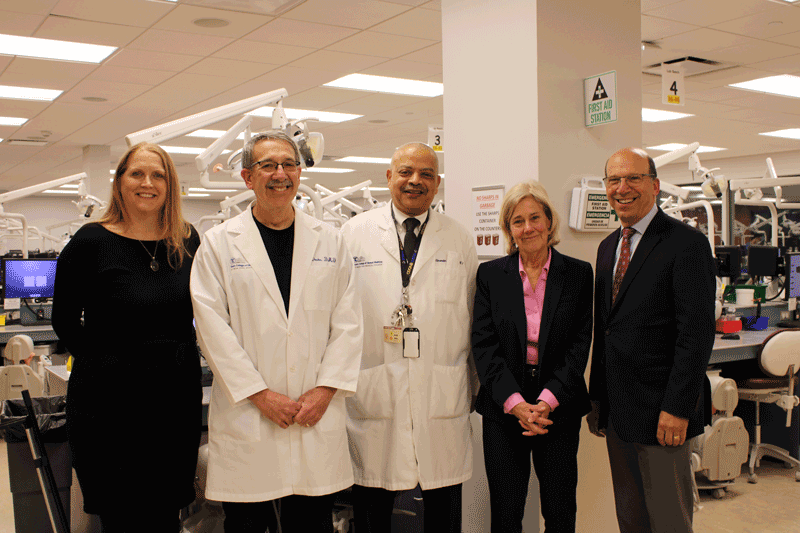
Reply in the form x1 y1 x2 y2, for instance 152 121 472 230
589 208 716 445
472 248 594 421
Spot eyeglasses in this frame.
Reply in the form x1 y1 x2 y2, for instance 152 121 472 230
603 174 656 188
251 159 300 173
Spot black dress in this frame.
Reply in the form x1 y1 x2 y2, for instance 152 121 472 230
52 223 202 514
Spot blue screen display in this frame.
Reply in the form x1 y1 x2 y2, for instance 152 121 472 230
3 259 58 299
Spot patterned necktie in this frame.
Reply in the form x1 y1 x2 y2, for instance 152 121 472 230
403 217 420 261
612 227 636 304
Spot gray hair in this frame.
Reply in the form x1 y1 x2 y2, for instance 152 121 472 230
241 130 301 170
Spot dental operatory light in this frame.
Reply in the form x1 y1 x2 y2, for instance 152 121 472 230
648 143 725 153
0 34 116 63
0 117 27 126
324 74 444 98
336 156 392 164
730 75 800 99
0 85 62 101
642 108 694 122
248 107 361 123
759 128 800 140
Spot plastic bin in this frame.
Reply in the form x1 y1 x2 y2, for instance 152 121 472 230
1 395 71 533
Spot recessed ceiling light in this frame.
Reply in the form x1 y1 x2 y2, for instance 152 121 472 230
336 156 391 164
193 18 230 28
369 119 389 124
43 189 77 194
301 168 354 173
324 74 443 98
759 128 800 140
189 187 240 193
0 33 116 63
8 139 47 146
0 116 27 126
647 143 726 153
730 74 800 99
0 85 62 101
642 108 694 122
248 107 361 123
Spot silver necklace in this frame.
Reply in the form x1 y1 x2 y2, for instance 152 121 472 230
138 239 160 272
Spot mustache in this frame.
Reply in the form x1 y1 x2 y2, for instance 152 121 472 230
402 186 426 194
266 179 293 189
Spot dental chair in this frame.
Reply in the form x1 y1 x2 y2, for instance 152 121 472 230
0 335 44 401
734 328 800 483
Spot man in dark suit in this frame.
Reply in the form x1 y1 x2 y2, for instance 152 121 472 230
588 147 716 533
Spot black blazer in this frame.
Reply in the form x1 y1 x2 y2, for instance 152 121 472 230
589 208 716 445
472 248 594 421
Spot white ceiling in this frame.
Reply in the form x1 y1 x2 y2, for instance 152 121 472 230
1 0 800 200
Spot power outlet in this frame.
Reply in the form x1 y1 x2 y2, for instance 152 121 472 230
781 311 791 320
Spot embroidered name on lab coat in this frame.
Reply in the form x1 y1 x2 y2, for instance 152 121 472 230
353 256 383 269
230 258 251 270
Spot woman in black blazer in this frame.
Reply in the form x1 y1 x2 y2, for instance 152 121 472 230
471 181 593 533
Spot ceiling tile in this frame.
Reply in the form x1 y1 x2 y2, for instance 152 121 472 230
59 78 152 105
51 0 174 27
284 0 408 29
13 101 115 140
184 57 275 79
1 0 59 15
656 28 747 55
153 4 273 38
370 7 441 39
127 28 232 56
126 72 243 119
328 31 437 58
769 30 800 48
0 10 46 36
397 42 441 64
213 40 314 65
641 15 698 42
641 0 683 11
689 66 773 86
362 58 442 79
35 14 144 46
0 56 14 73
290 49 386 73
382 0 428 5
644 0 772 27
87 65 175 86
0 99 50 119
420 0 440 10
244 18 359 48
283 86 365 110
105 48 203 72
749 52 800 74
723 92 800 115
709 40 799 65
722 107 800 126
687 86 752 102
0 57 95 90
712 5 800 39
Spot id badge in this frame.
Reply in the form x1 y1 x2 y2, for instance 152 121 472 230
384 326 402 344
402 328 420 358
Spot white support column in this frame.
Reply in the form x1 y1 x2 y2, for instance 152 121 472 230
83 145 111 203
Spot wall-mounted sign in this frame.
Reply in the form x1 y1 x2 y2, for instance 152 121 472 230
472 184 505 259
569 178 621 232
428 126 444 152
662 62 685 106
584 71 617 127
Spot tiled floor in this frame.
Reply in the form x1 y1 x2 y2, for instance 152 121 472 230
1 437 799 533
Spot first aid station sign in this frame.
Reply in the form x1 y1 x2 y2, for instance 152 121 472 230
584 71 617 128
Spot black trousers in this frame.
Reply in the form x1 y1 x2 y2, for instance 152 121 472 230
99 506 179 533
222 493 336 533
482 409 581 533
351 483 462 533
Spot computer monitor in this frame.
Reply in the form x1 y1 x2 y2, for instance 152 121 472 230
747 245 779 279
785 252 800 300
2 258 58 299
715 245 741 281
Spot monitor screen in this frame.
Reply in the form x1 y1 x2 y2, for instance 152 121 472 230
3 258 58 299
715 245 741 281
747 245 779 278
786 252 800 300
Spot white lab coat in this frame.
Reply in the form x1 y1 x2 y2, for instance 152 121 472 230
190 205 362 502
341 205 478 490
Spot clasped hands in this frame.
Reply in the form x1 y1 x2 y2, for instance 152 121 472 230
248 386 336 429
511 401 553 436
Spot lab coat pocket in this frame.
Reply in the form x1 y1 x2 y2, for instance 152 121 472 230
435 252 466 303
304 263 335 311
210 400 260 442
428 363 469 419
346 365 394 420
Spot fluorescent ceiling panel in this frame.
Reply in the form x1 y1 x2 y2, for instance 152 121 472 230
0 34 116 63
163 146 231 155
336 156 391 164
642 108 693 122
187 130 245 140
324 74 443 97
189 187 240 193
248 107 361 123
647 143 726 153
730 75 800 99
0 85 62 101
759 128 800 140
186 193 210 197
302 167 354 173
43 189 77 194
0 117 27 126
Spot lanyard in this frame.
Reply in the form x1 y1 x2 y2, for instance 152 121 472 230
391 208 430 288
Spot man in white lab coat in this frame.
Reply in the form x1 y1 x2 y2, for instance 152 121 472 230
190 131 362 533
341 142 478 533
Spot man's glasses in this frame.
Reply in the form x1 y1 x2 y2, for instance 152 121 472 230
603 174 655 188
251 159 300 173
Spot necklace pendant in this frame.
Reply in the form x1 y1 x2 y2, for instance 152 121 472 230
150 259 160 272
